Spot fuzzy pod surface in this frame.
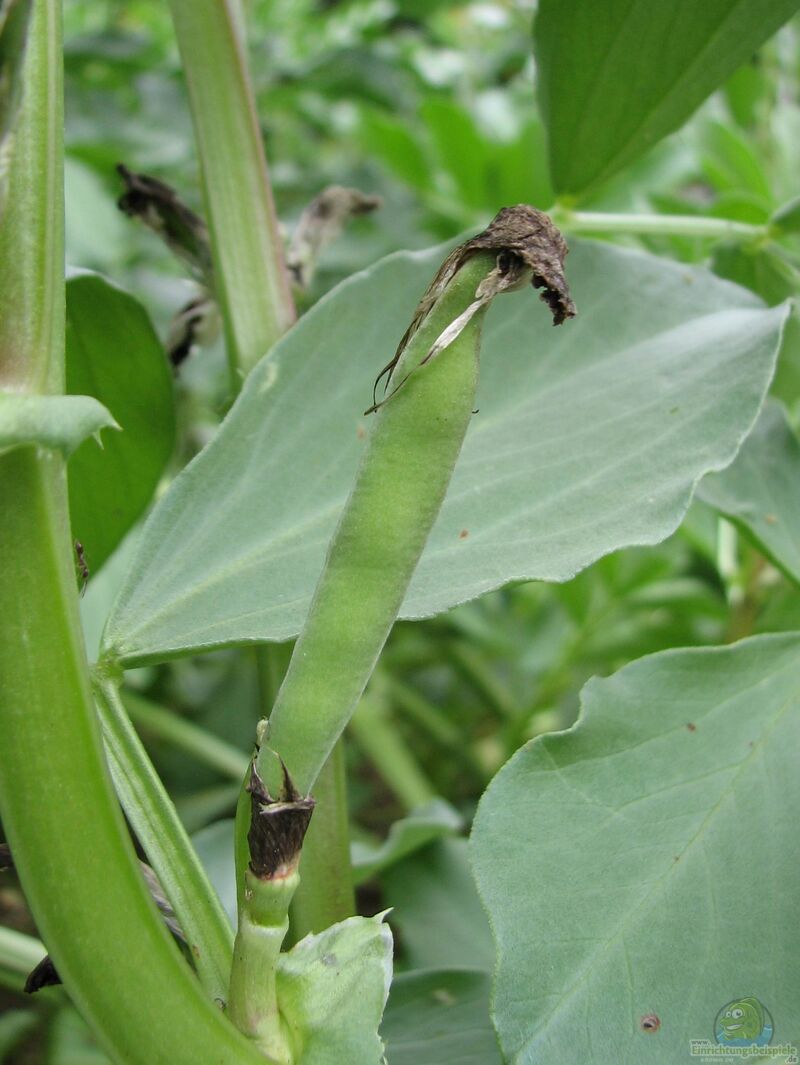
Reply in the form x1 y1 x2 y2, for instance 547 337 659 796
260 206 574 796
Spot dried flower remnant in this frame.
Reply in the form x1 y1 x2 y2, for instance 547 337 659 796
287 185 382 291
246 757 315 881
116 163 214 286
367 204 575 413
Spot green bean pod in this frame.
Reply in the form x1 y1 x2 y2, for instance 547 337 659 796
259 206 574 796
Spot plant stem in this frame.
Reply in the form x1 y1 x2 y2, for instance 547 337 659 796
228 866 297 1062
288 742 355 939
228 761 313 1056
552 208 770 242
0 450 264 1064
0 0 62 394
0 6 263 1060
166 0 295 385
123 687 250 781
93 674 235 1003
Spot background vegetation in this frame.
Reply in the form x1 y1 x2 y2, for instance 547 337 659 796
2 0 799 1061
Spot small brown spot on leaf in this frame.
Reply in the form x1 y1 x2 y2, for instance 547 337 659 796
192 945 200 959
356 424 366 440
640 1014 660 1033
764 513 778 525
459 529 469 540
686 723 696 732
433 988 456 1007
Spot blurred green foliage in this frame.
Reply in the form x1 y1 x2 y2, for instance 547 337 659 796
3 2 800 1060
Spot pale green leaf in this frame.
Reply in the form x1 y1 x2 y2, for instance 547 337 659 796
101 238 786 667
382 969 501 1065
534 0 800 196
698 400 800 583
276 913 392 1065
0 392 117 457
471 633 800 1064
352 800 463 885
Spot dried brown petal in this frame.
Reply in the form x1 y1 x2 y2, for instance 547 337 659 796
287 185 382 290
116 163 213 285
246 758 315 880
368 204 575 412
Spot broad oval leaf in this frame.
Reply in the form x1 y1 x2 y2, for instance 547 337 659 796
471 633 800 1064
66 270 175 574
101 238 785 667
0 392 116 457
698 400 800 584
534 0 800 197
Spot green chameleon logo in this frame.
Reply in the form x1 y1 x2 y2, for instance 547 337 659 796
714 998 773 1046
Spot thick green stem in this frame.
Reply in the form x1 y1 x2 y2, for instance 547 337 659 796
167 0 295 384
0 0 62 394
228 760 313 1055
0 450 264 1064
0 6 263 1060
553 208 770 242
228 868 298 1062
289 742 355 939
93 675 235 1003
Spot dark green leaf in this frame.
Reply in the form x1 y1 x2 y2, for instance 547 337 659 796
66 270 175 574
383 839 493 972
534 0 800 196
0 0 32 150
382 969 501 1065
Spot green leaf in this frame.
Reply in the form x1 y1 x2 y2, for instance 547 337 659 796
66 270 175 573
0 392 116 457
276 913 392 1065
352 800 463 885
0 0 32 151
772 194 800 235
698 400 800 583
471 633 800 1064
383 839 493 972
534 0 800 197
101 238 785 667
382 969 501 1065
710 242 800 411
